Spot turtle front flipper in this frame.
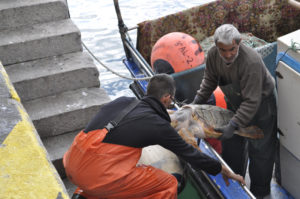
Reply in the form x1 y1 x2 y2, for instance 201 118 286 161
235 126 264 139
178 128 200 150
201 122 223 139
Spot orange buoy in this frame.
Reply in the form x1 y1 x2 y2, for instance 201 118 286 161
205 86 227 155
151 32 205 74
213 86 227 109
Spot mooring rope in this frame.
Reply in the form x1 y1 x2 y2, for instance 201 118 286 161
82 42 153 81
65 0 152 81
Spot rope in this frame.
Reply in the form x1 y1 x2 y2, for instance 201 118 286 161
276 40 300 64
290 40 300 52
82 42 153 81
65 0 152 81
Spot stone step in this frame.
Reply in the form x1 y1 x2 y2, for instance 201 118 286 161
42 130 78 179
6 52 100 102
23 87 111 138
0 19 82 65
0 0 69 30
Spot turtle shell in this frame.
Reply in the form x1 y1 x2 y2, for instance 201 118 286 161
193 104 234 128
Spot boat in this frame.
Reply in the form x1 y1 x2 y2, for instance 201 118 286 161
113 0 300 198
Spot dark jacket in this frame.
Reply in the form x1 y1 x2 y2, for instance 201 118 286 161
85 96 222 175
196 44 275 127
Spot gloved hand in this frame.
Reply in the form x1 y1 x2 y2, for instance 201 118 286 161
215 120 238 140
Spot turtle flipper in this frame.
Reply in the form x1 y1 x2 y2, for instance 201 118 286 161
178 128 200 150
235 126 264 139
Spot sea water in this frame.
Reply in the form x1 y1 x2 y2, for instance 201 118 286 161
67 0 213 99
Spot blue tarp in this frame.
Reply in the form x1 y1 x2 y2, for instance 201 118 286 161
276 52 300 74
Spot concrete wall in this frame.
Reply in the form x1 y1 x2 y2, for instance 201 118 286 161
0 62 69 199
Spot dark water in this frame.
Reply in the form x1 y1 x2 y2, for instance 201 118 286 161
67 0 212 99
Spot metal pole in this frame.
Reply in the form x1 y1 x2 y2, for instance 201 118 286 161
124 41 154 77
113 0 131 59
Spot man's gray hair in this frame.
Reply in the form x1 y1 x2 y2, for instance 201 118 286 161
214 24 241 45
147 73 176 100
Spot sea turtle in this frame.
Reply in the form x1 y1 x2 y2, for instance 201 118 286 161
139 104 264 177
168 104 264 149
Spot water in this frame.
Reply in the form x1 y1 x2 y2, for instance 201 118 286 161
67 0 213 99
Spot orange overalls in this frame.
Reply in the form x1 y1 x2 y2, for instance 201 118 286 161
63 128 177 199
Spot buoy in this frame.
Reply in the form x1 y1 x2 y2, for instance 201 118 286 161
151 32 205 74
205 86 227 155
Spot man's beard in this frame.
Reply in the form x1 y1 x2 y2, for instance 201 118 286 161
219 48 239 65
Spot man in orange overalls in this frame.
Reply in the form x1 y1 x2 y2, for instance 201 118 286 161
64 74 245 199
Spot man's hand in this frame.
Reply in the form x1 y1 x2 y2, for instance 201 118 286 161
214 120 238 140
221 165 245 186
